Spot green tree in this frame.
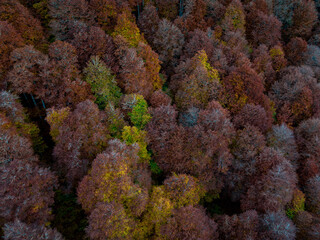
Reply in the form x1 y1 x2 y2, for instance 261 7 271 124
84 56 122 109
122 126 151 163
128 95 151 129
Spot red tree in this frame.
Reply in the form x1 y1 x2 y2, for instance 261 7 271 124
233 103 272 133
50 100 110 187
137 3 160 44
153 19 185 71
88 0 119 33
251 44 276 90
269 66 317 126
241 148 297 213
180 29 215 62
221 64 271 116
286 0 318 39
155 0 179 20
217 210 259 240
0 0 44 47
149 90 172 108
147 101 235 193
48 0 93 41
0 21 24 89
161 205 219 240
68 24 109 67
227 125 266 201
267 123 300 167
0 119 57 224
285 37 308 65
7 43 92 108
246 3 282 47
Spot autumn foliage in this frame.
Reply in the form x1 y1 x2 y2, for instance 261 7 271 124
1 1 320 239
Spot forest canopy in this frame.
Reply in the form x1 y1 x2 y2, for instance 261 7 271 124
1 0 320 239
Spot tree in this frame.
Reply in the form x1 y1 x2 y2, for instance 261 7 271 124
155 0 179 20
121 94 152 129
294 210 320 240
0 0 44 47
45 107 71 142
305 175 320 215
0 92 46 155
0 160 57 224
137 3 160 44
203 0 226 23
267 123 299 167
246 1 282 47
45 40 93 107
181 29 215 61
171 50 220 110
269 66 317 126
272 0 296 30
296 118 320 159
178 107 200 127
173 0 208 33
146 104 181 175
221 0 245 34
68 24 110 68
115 40 157 99
0 21 24 88
86 201 134 240
84 56 122 109
269 45 287 73
136 42 163 92
104 104 127 138
7 45 48 95
49 100 110 187
259 211 296 240
161 205 219 240
3 219 63 240
217 210 259 240
241 148 297 213
286 188 305 219
164 174 205 208
112 10 143 47
121 126 151 163
303 45 320 79
136 186 174 238
48 0 92 41
251 44 276 90
0 117 37 166
88 0 119 33
286 0 318 39
149 90 172 108
77 139 149 213
285 37 307 65
171 50 221 111
147 101 235 193
220 64 271 115
0 91 26 126
7 43 92 108
227 125 266 201
233 103 272 133
153 19 185 70
0 121 57 224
